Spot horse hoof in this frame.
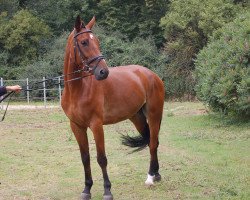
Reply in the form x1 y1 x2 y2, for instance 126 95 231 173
81 192 91 200
103 194 113 200
154 173 161 182
145 174 154 186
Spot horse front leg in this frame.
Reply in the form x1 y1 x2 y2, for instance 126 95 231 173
90 122 113 200
70 121 93 200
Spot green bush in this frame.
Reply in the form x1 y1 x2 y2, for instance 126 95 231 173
0 10 51 79
18 32 68 80
160 0 241 99
195 12 250 118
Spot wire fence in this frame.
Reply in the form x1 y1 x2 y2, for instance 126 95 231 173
0 77 63 108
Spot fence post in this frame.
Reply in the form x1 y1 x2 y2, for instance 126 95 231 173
26 78 30 104
0 78 3 86
58 77 62 104
43 77 47 108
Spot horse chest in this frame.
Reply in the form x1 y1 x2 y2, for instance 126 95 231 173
62 97 97 126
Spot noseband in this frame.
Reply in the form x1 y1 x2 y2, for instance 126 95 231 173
73 29 105 74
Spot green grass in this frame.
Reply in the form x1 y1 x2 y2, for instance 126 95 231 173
0 102 249 199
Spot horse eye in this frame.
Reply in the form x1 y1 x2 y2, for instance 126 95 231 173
81 40 89 47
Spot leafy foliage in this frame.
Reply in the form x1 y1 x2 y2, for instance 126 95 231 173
97 0 168 47
23 0 97 34
22 0 168 46
18 32 68 79
195 11 250 117
0 0 19 17
0 0 168 91
0 9 51 79
95 26 165 75
160 0 241 98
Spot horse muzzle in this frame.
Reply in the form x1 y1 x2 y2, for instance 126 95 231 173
94 67 109 80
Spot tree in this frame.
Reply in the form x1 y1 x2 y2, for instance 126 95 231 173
0 9 51 79
195 11 250 117
97 0 168 46
94 26 166 76
18 32 67 80
23 0 99 34
0 0 19 17
140 0 169 47
160 0 241 98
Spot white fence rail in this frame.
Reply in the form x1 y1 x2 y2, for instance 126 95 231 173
0 77 63 107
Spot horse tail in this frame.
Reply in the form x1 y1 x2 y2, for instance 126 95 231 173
121 123 150 152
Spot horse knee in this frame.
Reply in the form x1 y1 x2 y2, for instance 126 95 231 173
97 154 107 167
81 153 90 165
149 139 159 151
104 179 111 189
85 179 93 188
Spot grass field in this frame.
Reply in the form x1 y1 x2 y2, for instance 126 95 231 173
0 102 249 200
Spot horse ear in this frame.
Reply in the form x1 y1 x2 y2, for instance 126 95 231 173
86 16 96 30
75 15 82 32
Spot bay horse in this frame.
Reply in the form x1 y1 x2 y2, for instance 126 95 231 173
61 16 165 200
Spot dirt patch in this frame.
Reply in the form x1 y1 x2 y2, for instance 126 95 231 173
165 106 208 116
0 105 60 110
2 102 207 116
180 108 208 116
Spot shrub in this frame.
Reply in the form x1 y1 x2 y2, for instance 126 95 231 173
18 32 68 80
0 10 51 79
160 0 241 99
195 12 250 118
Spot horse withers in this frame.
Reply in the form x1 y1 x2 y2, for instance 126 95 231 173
61 16 165 200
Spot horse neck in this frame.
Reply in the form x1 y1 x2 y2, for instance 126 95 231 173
64 33 74 80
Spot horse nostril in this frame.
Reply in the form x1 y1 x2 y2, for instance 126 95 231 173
95 68 109 80
100 69 105 75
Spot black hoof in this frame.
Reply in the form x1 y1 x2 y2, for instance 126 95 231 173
81 192 91 200
103 194 113 200
154 173 161 182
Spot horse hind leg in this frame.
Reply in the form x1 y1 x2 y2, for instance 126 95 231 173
145 115 162 186
123 104 163 186
128 108 161 184
144 92 164 186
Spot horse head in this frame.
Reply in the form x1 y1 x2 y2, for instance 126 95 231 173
66 16 109 81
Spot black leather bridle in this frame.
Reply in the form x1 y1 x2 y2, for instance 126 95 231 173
73 28 105 75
